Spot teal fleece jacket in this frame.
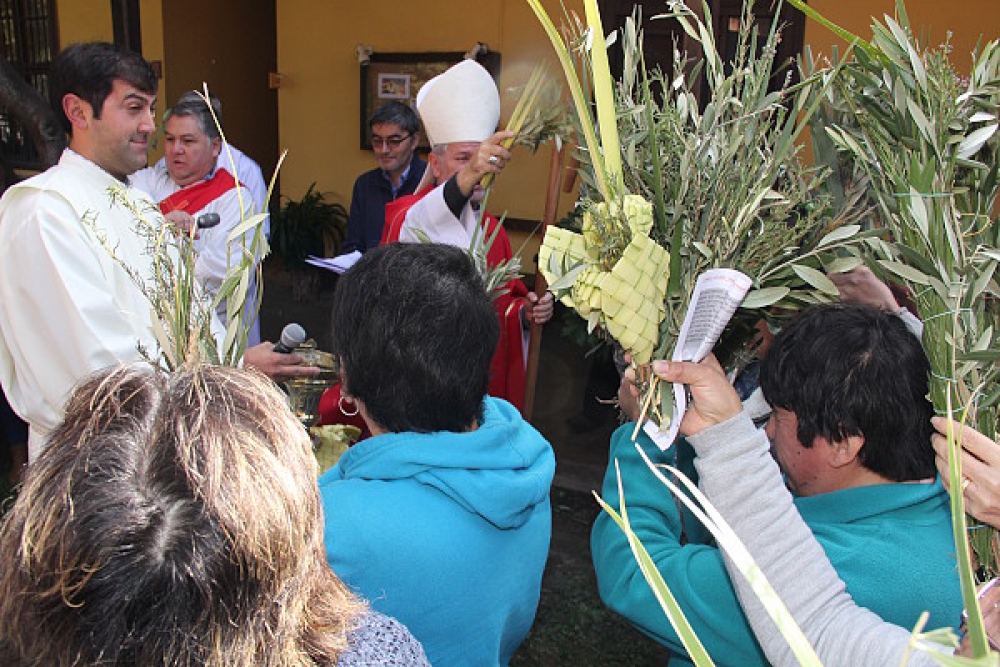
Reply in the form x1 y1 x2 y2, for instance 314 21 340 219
591 423 963 666
320 397 555 667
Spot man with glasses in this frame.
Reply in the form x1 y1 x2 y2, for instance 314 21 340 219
343 101 426 254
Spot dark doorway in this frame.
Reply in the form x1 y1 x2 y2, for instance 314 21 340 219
161 0 280 203
600 0 686 87
710 0 807 94
599 0 806 101
111 0 142 53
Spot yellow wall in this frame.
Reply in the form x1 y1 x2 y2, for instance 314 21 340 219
56 0 165 78
56 0 113 44
139 0 166 163
276 0 582 270
804 0 1000 73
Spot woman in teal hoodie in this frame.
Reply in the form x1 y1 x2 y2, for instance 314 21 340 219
319 243 556 667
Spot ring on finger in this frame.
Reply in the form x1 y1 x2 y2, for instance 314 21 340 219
963 477 972 492
487 155 499 165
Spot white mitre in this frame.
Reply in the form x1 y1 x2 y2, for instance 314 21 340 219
416 59 500 147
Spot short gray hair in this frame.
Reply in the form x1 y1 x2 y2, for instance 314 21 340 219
165 95 221 140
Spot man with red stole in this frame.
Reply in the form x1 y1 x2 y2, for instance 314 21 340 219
382 59 553 412
130 94 262 344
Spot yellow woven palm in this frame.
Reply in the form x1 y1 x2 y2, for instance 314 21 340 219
601 233 670 364
538 226 588 308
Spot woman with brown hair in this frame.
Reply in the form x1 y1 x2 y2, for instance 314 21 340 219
0 364 428 666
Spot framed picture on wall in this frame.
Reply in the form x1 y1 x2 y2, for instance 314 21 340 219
360 50 502 151
377 73 410 100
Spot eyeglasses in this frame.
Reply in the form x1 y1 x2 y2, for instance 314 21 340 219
371 133 412 150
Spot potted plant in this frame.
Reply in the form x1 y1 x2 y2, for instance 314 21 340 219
271 183 348 300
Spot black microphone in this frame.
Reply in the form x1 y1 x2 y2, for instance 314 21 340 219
197 212 221 229
273 323 306 353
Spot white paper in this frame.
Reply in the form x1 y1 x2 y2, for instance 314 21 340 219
651 268 753 450
305 250 362 275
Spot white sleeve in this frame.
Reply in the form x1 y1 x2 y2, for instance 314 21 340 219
399 183 476 248
235 154 267 217
218 145 268 230
687 413 940 667
0 191 157 444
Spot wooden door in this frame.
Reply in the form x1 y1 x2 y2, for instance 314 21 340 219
161 0 280 205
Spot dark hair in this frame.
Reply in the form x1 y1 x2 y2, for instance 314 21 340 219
165 94 221 140
49 42 158 134
0 364 363 666
331 243 498 433
760 303 935 482
370 101 420 135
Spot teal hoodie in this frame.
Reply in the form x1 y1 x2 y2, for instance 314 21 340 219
320 397 555 667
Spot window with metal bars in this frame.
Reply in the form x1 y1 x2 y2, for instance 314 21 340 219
0 0 57 169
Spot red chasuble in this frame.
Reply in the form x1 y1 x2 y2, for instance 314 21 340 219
384 188 530 412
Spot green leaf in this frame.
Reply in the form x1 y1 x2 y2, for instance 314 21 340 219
631 443 823 667
905 97 934 144
958 123 999 160
895 243 941 278
817 224 861 248
824 126 867 161
785 0 879 60
525 0 611 200
957 350 1000 363
968 261 998 304
878 259 933 285
547 262 589 291
792 264 840 295
584 0 624 198
906 188 930 242
825 256 864 275
741 286 790 309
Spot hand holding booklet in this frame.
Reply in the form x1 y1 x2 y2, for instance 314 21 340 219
306 251 362 275
642 268 752 451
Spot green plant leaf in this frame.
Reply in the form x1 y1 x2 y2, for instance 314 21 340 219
786 0 879 60
792 264 839 295
584 0 624 198
228 212 269 242
825 256 864 275
525 0 611 200
741 286 790 309
817 224 861 248
547 262 589 291
958 124 999 160
957 350 1000 363
878 259 933 285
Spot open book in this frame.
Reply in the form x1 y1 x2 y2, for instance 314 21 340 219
643 268 753 450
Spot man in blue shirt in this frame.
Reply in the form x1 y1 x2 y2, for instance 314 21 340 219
343 102 427 253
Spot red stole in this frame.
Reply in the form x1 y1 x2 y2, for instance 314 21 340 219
158 168 239 214
381 187 529 412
